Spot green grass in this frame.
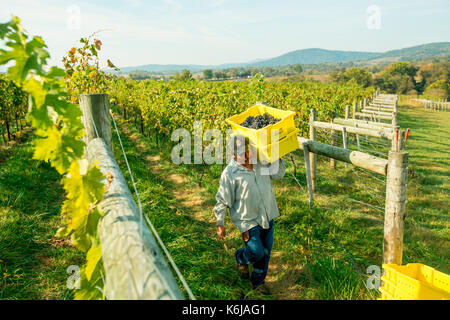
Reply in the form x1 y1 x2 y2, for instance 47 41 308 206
0 101 448 300
110 102 449 300
0 130 83 300
110 119 379 300
396 103 449 270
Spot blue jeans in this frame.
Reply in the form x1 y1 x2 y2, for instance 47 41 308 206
235 220 274 287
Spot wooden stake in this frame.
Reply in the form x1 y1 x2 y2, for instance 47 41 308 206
79 94 113 152
302 143 314 209
342 127 348 168
330 129 337 169
392 112 398 128
383 150 409 265
309 108 317 192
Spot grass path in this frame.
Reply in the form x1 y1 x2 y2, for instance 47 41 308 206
397 102 449 268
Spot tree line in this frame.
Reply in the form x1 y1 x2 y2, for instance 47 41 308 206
126 57 448 100
330 59 449 100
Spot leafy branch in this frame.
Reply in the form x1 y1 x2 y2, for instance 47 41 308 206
0 16 106 299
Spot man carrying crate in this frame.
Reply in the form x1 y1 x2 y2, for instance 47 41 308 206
213 134 285 294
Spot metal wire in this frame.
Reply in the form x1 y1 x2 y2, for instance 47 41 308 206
110 110 196 300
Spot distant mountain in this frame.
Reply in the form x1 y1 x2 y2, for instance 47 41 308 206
247 48 380 67
246 42 450 67
371 42 450 62
115 42 450 74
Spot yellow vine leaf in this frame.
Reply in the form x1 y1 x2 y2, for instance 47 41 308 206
33 126 85 174
61 160 105 251
85 245 102 281
74 264 105 300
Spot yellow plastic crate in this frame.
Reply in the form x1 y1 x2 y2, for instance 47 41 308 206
257 128 300 163
225 104 299 162
379 263 450 300
225 103 297 147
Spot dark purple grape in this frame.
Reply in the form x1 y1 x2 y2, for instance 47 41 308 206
240 113 280 129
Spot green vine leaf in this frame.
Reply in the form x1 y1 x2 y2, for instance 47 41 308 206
33 126 85 174
1 15 108 300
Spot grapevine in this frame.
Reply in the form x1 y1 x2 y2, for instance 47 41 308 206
0 74 27 142
107 77 374 142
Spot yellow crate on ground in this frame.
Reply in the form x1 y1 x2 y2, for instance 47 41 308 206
225 103 299 162
379 263 450 300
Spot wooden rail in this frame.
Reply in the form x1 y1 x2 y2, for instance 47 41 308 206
312 120 393 140
355 112 393 121
305 94 408 265
418 99 450 112
361 109 394 116
81 94 184 300
297 136 388 175
333 118 393 129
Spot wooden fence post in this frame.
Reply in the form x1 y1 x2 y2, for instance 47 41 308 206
345 105 350 120
392 112 398 128
309 108 317 192
302 143 314 208
330 112 337 169
342 127 348 168
352 101 357 118
391 126 401 151
383 150 409 265
79 94 113 152
297 137 388 175
330 130 337 169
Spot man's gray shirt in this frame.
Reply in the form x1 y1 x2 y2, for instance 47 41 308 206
214 158 285 233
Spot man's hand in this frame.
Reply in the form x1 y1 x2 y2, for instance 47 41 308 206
217 225 226 240
241 231 250 242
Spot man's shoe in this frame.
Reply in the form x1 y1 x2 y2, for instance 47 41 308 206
251 283 271 295
236 261 249 279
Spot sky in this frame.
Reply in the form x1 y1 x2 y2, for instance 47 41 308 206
1 0 449 69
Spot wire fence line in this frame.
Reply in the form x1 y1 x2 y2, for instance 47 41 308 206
315 127 388 213
291 121 392 299
109 111 196 300
84 107 195 300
